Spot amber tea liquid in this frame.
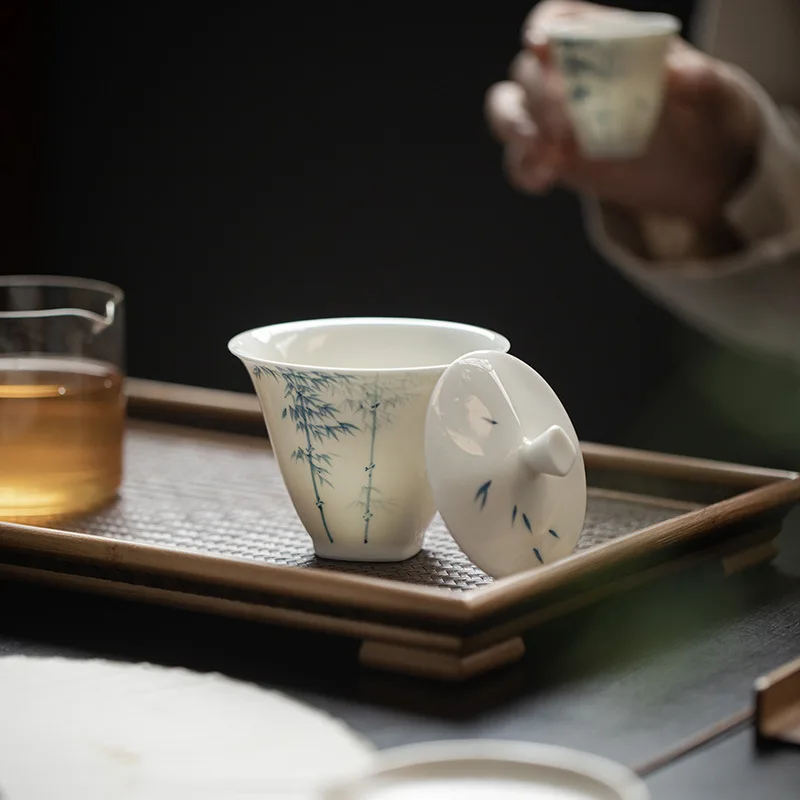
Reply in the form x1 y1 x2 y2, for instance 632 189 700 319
0 356 125 521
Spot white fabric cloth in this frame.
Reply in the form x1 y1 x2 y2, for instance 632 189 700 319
0 656 373 799
585 0 800 367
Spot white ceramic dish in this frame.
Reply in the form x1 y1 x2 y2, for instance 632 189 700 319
322 739 651 799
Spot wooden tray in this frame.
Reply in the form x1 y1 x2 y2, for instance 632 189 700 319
1 378 799 681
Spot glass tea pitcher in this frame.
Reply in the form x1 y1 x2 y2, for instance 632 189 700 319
0 276 126 522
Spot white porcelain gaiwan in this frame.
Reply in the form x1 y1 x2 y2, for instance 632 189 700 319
229 317 587 578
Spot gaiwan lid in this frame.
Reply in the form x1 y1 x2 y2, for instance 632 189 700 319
425 350 587 579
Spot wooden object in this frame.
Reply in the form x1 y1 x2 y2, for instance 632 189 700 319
0 378 798 682
755 655 800 745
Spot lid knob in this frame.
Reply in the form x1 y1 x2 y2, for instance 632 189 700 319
520 424 577 478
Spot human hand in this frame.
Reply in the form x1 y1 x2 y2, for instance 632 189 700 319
485 0 760 225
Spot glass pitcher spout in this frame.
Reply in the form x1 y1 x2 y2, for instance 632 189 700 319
0 275 125 360
2 303 116 335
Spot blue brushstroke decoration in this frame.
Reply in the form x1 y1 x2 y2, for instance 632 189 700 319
475 480 492 510
254 364 359 543
571 84 591 101
343 373 413 544
361 390 380 543
257 365 417 546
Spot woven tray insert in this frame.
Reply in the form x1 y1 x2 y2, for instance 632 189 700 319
49 421 684 591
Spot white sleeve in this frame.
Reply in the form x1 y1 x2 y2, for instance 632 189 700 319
583 70 800 367
723 73 800 243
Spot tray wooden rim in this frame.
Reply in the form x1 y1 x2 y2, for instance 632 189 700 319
0 378 798 628
125 378 798 488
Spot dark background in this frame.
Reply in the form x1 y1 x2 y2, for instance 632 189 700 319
9 0 800 467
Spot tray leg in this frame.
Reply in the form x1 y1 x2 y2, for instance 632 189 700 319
721 526 781 576
359 636 526 681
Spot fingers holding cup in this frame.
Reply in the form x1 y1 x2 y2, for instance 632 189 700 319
484 80 539 143
484 81 560 194
509 50 575 147
504 140 560 194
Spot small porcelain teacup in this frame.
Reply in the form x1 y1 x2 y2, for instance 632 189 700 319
228 317 510 562
544 11 681 158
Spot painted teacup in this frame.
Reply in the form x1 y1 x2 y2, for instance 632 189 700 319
228 317 510 562
545 12 681 158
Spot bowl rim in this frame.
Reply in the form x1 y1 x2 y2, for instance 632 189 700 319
543 11 681 40
227 316 512 375
322 739 650 799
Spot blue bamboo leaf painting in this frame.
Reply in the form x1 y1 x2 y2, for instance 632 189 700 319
475 480 492 511
571 84 591 102
559 40 619 80
475 470 558 563
562 54 600 76
532 531 559 565
470 409 559 566
253 365 359 543
255 365 417 546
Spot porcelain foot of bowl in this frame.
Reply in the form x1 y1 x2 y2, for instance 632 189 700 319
314 539 423 563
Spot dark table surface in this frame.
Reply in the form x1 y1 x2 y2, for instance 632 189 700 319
2 508 800 798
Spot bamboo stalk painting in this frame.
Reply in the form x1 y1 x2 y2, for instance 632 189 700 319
342 374 414 543
253 366 415 545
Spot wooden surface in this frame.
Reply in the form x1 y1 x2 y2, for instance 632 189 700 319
647 728 800 799
0 394 800 681
756 654 800 745
2 380 799 680
1 379 799 793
